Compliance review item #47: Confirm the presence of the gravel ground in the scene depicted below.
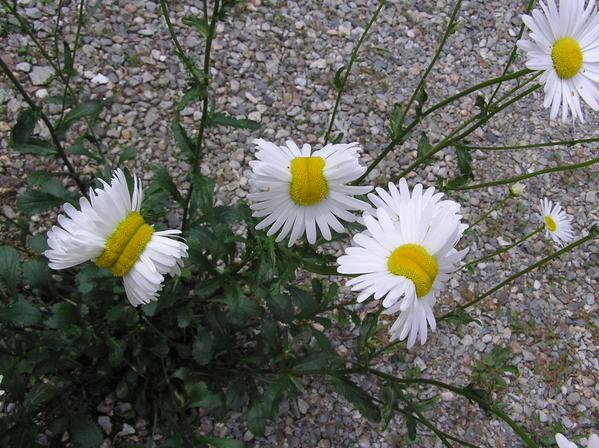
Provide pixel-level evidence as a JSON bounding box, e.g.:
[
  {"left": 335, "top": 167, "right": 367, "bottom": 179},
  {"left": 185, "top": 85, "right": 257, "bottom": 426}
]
[{"left": 1, "top": 0, "right": 598, "bottom": 447}]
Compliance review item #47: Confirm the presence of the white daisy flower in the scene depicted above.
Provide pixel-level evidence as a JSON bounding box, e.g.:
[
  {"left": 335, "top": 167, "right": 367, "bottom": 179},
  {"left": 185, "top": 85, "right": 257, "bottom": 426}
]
[
  {"left": 556, "top": 433, "right": 599, "bottom": 448},
  {"left": 248, "top": 139, "right": 373, "bottom": 246},
  {"left": 539, "top": 197, "right": 574, "bottom": 245},
  {"left": 517, "top": 0, "right": 599, "bottom": 122},
  {"left": 45, "top": 169, "right": 188, "bottom": 307},
  {"left": 337, "top": 180, "right": 468, "bottom": 348}
]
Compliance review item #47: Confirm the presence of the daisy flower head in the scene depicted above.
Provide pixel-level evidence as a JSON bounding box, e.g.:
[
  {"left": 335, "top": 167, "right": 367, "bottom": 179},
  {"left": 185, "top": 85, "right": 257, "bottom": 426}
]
[
  {"left": 517, "top": 0, "right": 599, "bottom": 122},
  {"left": 248, "top": 139, "right": 373, "bottom": 246},
  {"left": 45, "top": 169, "right": 188, "bottom": 307},
  {"left": 539, "top": 197, "right": 574, "bottom": 245},
  {"left": 337, "top": 180, "right": 468, "bottom": 349}
]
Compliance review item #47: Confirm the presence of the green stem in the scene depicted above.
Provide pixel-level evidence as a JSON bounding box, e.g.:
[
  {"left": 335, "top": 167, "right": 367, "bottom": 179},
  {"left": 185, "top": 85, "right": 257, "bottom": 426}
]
[
  {"left": 442, "top": 228, "right": 598, "bottom": 317},
  {"left": 487, "top": 0, "right": 536, "bottom": 104},
  {"left": 59, "top": 0, "right": 85, "bottom": 121},
  {"left": 159, "top": 0, "right": 205, "bottom": 85},
  {"left": 324, "top": 0, "right": 386, "bottom": 143},
  {"left": 355, "top": 68, "right": 532, "bottom": 184},
  {"left": 0, "top": 57, "right": 86, "bottom": 195},
  {"left": 396, "top": 0, "right": 462, "bottom": 133},
  {"left": 463, "top": 136, "right": 599, "bottom": 151},
  {"left": 366, "top": 368, "right": 539, "bottom": 448},
  {"left": 447, "top": 155, "right": 599, "bottom": 191},
  {"left": 462, "top": 227, "right": 542, "bottom": 270},
  {"left": 162, "top": 0, "right": 221, "bottom": 231},
  {"left": 466, "top": 194, "right": 511, "bottom": 231},
  {"left": 395, "top": 82, "right": 541, "bottom": 181}
]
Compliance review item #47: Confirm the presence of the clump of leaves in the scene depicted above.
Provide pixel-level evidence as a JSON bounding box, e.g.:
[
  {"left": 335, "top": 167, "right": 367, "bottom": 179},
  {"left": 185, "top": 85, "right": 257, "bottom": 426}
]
[{"left": 472, "top": 345, "right": 519, "bottom": 392}]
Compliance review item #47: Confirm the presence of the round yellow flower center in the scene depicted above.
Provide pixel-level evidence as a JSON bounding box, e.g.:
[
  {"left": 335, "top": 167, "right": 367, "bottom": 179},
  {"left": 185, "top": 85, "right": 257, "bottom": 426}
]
[
  {"left": 387, "top": 244, "right": 438, "bottom": 298},
  {"left": 289, "top": 156, "right": 329, "bottom": 206},
  {"left": 551, "top": 37, "right": 583, "bottom": 80},
  {"left": 95, "top": 212, "right": 154, "bottom": 277},
  {"left": 544, "top": 215, "right": 557, "bottom": 232}
]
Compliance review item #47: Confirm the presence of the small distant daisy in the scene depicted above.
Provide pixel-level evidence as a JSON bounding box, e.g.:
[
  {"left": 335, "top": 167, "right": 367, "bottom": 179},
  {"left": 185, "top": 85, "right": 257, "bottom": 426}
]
[
  {"left": 248, "top": 139, "right": 373, "bottom": 246},
  {"left": 337, "top": 180, "right": 468, "bottom": 348},
  {"left": 556, "top": 433, "right": 599, "bottom": 448},
  {"left": 517, "top": 0, "right": 599, "bottom": 122},
  {"left": 539, "top": 198, "right": 574, "bottom": 245},
  {"left": 45, "top": 169, "right": 188, "bottom": 307}
]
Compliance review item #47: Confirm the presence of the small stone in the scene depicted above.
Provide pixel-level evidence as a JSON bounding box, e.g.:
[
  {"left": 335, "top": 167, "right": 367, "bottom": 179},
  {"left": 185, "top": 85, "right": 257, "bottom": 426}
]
[
  {"left": 566, "top": 392, "right": 580, "bottom": 406},
  {"left": 15, "top": 62, "right": 31, "bottom": 73},
  {"left": 248, "top": 111, "right": 261, "bottom": 122},
  {"left": 97, "top": 416, "right": 112, "bottom": 434},
  {"left": 358, "top": 436, "right": 370, "bottom": 448},
  {"left": 311, "top": 58, "right": 327, "bottom": 69},
  {"left": 533, "top": 280, "right": 541, "bottom": 290},
  {"left": 461, "top": 334, "right": 473, "bottom": 346},
  {"left": 91, "top": 73, "right": 110, "bottom": 85},
  {"left": 116, "top": 423, "right": 135, "bottom": 436},
  {"left": 297, "top": 398, "right": 309, "bottom": 414},
  {"left": 35, "top": 88, "right": 48, "bottom": 99},
  {"left": 25, "top": 7, "right": 42, "bottom": 18},
  {"left": 144, "top": 108, "right": 160, "bottom": 127},
  {"left": 29, "top": 66, "right": 53, "bottom": 85},
  {"left": 482, "top": 334, "right": 492, "bottom": 343}
]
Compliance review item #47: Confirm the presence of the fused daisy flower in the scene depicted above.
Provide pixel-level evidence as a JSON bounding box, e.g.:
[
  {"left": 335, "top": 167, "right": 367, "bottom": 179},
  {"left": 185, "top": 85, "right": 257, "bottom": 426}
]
[
  {"left": 517, "top": 0, "right": 599, "bottom": 122},
  {"left": 337, "top": 180, "right": 468, "bottom": 348},
  {"left": 248, "top": 139, "right": 372, "bottom": 246},
  {"left": 539, "top": 197, "right": 574, "bottom": 245},
  {"left": 45, "top": 169, "right": 188, "bottom": 307},
  {"left": 556, "top": 433, "right": 599, "bottom": 448}
]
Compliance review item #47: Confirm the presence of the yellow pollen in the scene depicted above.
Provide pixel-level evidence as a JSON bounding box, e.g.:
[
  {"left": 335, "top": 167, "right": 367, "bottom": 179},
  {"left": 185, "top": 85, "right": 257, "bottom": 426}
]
[
  {"left": 95, "top": 212, "right": 154, "bottom": 277},
  {"left": 387, "top": 244, "right": 438, "bottom": 298},
  {"left": 551, "top": 37, "right": 583, "bottom": 80},
  {"left": 544, "top": 215, "right": 557, "bottom": 232},
  {"left": 289, "top": 156, "right": 329, "bottom": 206}
]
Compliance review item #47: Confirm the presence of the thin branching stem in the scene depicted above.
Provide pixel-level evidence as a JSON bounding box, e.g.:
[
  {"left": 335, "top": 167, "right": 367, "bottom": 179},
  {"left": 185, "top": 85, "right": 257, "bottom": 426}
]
[
  {"left": 0, "top": 57, "right": 86, "bottom": 195},
  {"left": 462, "top": 227, "right": 542, "bottom": 270},
  {"left": 324, "top": 0, "right": 386, "bottom": 143},
  {"left": 463, "top": 135, "right": 599, "bottom": 151},
  {"left": 395, "top": 0, "right": 463, "bottom": 133},
  {"left": 465, "top": 194, "right": 511, "bottom": 231},
  {"left": 447, "top": 155, "right": 599, "bottom": 191},
  {"left": 394, "top": 82, "right": 542, "bottom": 181},
  {"left": 365, "top": 368, "right": 539, "bottom": 448},
  {"left": 487, "top": 0, "right": 536, "bottom": 104},
  {"left": 441, "top": 228, "right": 598, "bottom": 317},
  {"left": 355, "top": 69, "right": 533, "bottom": 184}
]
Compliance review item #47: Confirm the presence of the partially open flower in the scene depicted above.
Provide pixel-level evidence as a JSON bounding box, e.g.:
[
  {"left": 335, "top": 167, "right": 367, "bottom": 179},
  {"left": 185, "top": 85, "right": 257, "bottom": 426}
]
[
  {"left": 509, "top": 182, "right": 526, "bottom": 197},
  {"left": 45, "top": 169, "right": 188, "bottom": 307},
  {"left": 248, "top": 139, "right": 373, "bottom": 246}
]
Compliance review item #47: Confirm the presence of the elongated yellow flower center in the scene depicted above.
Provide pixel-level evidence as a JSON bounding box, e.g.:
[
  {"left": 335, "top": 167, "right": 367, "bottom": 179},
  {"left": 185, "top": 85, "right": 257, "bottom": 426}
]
[
  {"left": 551, "top": 37, "right": 583, "bottom": 80},
  {"left": 544, "top": 215, "right": 557, "bottom": 232},
  {"left": 289, "top": 156, "right": 329, "bottom": 206},
  {"left": 95, "top": 212, "right": 154, "bottom": 277},
  {"left": 387, "top": 244, "right": 438, "bottom": 298}
]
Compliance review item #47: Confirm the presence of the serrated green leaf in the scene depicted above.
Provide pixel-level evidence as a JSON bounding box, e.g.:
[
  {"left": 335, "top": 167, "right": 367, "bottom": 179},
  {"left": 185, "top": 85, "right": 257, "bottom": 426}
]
[
  {"left": 289, "top": 286, "right": 319, "bottom": 318},
  {"left": 191, "top": 174, "right": 214, "bottom": 214},
  {"left": 326, "top": 375, "right": 381, "bottom": 422},
  {"left": 70, "top": 413, "right": 103, "bottom": 448},
  {"left": 417, "top": 133, "right": 433, "bottom": 160},
  {"left": 0, "top": 297, "right": 41, "bottom": 327},
  {"left": 29, "top": 233, "right": 49, "bottom": 254},
  {"left": 67, "top": 143, "right": 104, "bottom": 162},
  {"left": 182, "top": 15, "right": 210, "bottom": 38},
  {"left": 172, "top": 115, "right": 194, "bottom": 158},
  {"left": 13, "top": 139, "right": 56, "bottom": 156},
  {"left": 153, "top": 166, "right": 183, "bottom": 204},
  {"left": 208, "top": 112, "right": 260, "bottom": 130},
  {"left": 45, "top": 303, "right": 78, "bottom": 329},
  {"left": 17, "top": 190, "right": 65, "bottom": 215},
  {"left": 192, "top": 325, "right": 214, "bottom": 365},
  {"left": 63, "top": 100, "right": 104, "bottom": 124},
  {"left": 387, "top": 102, "right": 403, "bottom": 141},
  {"left": 117, "top": 146, "right": 136, "bottom": 164},
  {"left": 22, "top": 258, "right": 52, "bottom": 292},
  {"left": 267, "top": 293, "right": 294, "bottom": 323},
  {"left": 333, "top": 65, "right": 346, "bottom": 91},
  {"left": 10, "top": 108, "right": 40, "bottom": 146},
  {"left": 455, "top": 143, "right": 474, "bottom": 181},
  {"left": 0, "top": 246, "right": 20, "bottom": 297}
]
